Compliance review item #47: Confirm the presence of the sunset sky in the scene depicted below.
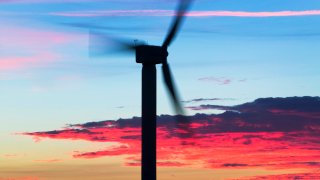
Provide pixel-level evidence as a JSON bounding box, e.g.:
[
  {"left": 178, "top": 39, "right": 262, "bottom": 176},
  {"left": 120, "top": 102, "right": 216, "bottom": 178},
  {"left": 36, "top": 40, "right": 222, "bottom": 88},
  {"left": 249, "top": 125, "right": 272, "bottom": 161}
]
[{"left": 1, "top": 0, "right": 320, "bottom": 179}]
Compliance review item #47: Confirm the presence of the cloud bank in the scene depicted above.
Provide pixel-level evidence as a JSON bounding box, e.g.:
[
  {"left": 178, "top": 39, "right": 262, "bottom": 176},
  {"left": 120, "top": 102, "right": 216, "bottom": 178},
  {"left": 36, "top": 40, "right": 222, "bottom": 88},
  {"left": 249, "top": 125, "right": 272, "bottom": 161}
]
[{"left": 21, "top": 96, "right": 320, "bottom": 177}]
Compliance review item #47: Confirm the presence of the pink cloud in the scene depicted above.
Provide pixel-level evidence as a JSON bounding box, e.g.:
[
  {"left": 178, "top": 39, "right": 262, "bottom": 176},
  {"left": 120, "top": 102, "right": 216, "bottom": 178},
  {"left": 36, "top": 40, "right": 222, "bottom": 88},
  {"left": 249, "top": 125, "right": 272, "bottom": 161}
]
[
  {"left": 49, "top": 9, "right": 320, "bottom": 17},
  {"left": 188, "top": 10, "right": 320, "bottom": 17},
  {"left": 19, "top": 97, "right": 320, "bottom": 178},
  {"left": 20, "top": 103, "right": 320, "bottom": 172},
  {"left": 0, "top": 53, "right": 58, "bottom": 71},
  {"left": 0, "top": 26, "right": 76, "bottom": 50},
  {"left": 0, "top": 25, "right": 82, "bottom": 75}
]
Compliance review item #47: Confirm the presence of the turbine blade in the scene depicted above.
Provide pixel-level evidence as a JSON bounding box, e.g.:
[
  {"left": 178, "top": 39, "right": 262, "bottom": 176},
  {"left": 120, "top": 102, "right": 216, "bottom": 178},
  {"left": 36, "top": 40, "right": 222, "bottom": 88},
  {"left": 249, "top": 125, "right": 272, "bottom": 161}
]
[
  {"left": 89, "top": 31, "right": 138, "bottom": 57},
  {"left": 162, "top": 62, "right": 193, "bottom": 138},
  {"left": 162, "top": 0, "right": 193, "bottom": 48},
  {"left": 162, "top": 61, "right": 184, "bottom": 115}
]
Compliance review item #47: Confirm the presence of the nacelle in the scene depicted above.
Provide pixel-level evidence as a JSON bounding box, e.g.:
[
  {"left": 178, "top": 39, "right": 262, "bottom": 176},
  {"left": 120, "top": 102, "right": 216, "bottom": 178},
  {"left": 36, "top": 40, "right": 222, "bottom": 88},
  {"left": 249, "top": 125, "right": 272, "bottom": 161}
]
[{"left": 135, "top": 45, "right": 168, "bottom": 64}]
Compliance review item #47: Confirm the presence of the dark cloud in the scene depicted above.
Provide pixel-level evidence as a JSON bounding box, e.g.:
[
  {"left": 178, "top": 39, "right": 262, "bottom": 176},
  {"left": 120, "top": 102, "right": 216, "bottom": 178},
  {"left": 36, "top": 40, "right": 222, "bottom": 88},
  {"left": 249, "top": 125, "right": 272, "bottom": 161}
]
[
  {"left": 287, "top": 161, "right": 320, "bottom": 167},
  {"left": 182, "top": 98, "right": 234, "bottom": 103},
  {"left": 234, "top": 96, "right": 320, "bottom": 113},
  {"left": 186, "top": 104, "right": 232, "bottom": 111},
  {"left": 185, "top": 97, "right": 320, "bottom": 136},
  {"left": 222, "top": 163, "right": 248, "bottom": 167},
  {"left": 210, "top": 96, "right": 320, "bottom": 113},
  {"left": 234, "top": 173, "right": 320, "bottom": 180},
  {"left": 26, "top": 96, "right": 320, "bottom": 138}
]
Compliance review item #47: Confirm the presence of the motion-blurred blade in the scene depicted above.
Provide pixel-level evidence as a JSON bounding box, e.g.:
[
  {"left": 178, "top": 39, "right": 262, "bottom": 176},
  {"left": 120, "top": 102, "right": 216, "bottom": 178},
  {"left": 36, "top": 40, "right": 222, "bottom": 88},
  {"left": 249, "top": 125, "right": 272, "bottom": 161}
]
[
  {"left": 162, "top": 62, "right": 193, "bottom": 138},
  {"left": 162, "top": 0, "right": 193, "bottom": 48},
  {"left": 162, "top": 61, "right": 185, "bottom": 115},
  {"left": 89, "top": 31, "right": 139, "bottom": 57}
]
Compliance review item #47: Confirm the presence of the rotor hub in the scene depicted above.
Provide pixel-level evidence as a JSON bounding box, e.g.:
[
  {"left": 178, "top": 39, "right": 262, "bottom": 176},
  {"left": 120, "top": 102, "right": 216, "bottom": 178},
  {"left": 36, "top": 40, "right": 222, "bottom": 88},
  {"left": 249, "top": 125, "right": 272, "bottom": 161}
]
[{"left": 135, "top": 45, "right": 168, "bottom": 64}]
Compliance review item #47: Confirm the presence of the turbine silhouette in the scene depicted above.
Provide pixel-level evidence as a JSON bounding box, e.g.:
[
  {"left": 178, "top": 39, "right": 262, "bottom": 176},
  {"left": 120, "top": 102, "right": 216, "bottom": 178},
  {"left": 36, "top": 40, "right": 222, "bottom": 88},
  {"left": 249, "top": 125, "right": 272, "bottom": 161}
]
[{"left": 89, "top": 0, "right": 193, "bottom": 179}]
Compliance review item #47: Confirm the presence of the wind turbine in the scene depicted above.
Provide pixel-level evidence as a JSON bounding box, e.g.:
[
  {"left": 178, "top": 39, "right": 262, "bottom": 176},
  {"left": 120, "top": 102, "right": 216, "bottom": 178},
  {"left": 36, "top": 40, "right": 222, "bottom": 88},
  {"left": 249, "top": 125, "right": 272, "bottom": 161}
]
[{"left": 89, "top": 0, "right": 193, "bottom": 179}]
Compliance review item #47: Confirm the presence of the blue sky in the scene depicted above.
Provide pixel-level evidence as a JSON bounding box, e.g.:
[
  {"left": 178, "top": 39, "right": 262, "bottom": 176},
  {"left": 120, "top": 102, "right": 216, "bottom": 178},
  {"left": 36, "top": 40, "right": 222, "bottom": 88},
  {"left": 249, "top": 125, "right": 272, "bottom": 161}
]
[
  {"left": 1, "top": 1, "right": 320, "bottom": 179},
  {"left": 1, "top": 0, "right": 320, "bottom": 132}
]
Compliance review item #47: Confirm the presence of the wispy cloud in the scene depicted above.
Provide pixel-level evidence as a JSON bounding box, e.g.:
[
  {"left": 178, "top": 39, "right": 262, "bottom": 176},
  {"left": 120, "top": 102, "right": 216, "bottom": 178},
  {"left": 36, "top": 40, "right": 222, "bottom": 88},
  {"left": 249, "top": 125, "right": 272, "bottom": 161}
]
[
  {"left": 0, "top": 25, "right": 81, "bottom": 79},
  {"left": 3, "top": 154, "right": 18, "bottom": 158},
  {"left": 0, "top": 177, "right": 40, "bottom": 180},
  {"left": 189, "top": 10, "right": 320, "bottom": 17},
  {"left": 49, "top": 10, "right": 172, "bottom": 17},
  {"left": 230, "top": 173, "right": 320, "bottom": 180},
  {"left": 182, "top": 98, "right": 234, "bottom": 103},
  {"left": 197, "top": 77, "right": 247, "bottom": 85},
  {"left": 34, "top": 159, "right": 62, "bottom": 163},
  {"left": 198, "top": 77, "right": 232, "bottom": 85},
  {"left": 49, "top": 9, "right": 320, "bottom": 17},
  {"left": 115, "top": 106, "right": 125, "bottom": 109},
  {"left": 0, "top": 25, "right": 76, "bottom": 72},
  {"left": 0, "top": 53, "right": 57, "bottom": 71},
  {"left": 186, "top": 104, "right": 231, "bottom": 111},
  {"left": 20, "top": 96, "right": 320, "bottom": 173},
  {"left": 0, "top": 26, "right": 75, "bottom": 49}
]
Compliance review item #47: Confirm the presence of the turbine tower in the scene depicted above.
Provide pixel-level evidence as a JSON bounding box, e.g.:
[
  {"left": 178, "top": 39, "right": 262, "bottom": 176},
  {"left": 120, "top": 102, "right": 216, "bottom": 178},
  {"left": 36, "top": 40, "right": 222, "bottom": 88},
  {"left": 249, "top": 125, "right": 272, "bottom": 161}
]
[{"left": 90, "top": 1, "right": 193, "bottom": 179}]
